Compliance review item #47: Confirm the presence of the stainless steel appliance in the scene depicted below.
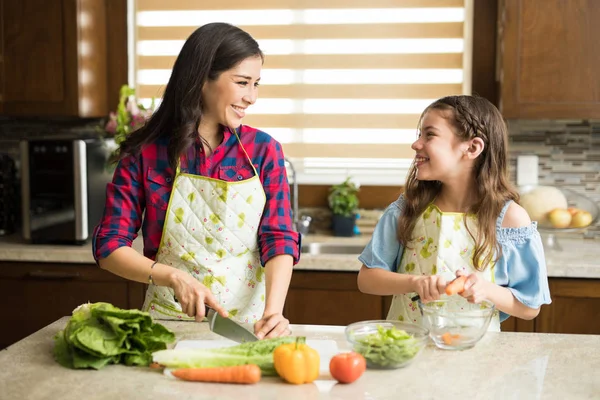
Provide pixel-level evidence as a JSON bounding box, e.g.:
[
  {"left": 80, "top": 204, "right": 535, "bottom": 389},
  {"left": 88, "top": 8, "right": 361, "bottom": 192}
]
[{"left": 20, "top": 138, "right": 113, "bottom": 244}]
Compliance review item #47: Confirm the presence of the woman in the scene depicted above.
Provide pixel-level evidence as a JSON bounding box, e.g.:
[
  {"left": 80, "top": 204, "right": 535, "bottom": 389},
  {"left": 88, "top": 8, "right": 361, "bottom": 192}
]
[{"left": 93, "top": 23, "right": 300, "bottom": 339}]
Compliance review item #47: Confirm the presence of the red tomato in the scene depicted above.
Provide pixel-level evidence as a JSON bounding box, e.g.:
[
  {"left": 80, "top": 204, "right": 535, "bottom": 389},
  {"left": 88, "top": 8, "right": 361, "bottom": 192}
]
[{"left": 329, "top": 352, "right": 366, "bottom": 384}]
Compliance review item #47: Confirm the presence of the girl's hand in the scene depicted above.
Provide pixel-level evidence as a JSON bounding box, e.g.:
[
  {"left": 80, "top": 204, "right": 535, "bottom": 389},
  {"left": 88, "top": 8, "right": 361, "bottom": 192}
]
[
  {"left": 411, "top": 275, "right": 447, "bottom": 303},
  {"left": 456, "top": 270, "right": 492, "bottom": 304},
  {"left": 254, "top": 312, "right": 291, "bottom": 339},
  {"left": 169, "top": 269, "right": 228, "bottom": 322}
]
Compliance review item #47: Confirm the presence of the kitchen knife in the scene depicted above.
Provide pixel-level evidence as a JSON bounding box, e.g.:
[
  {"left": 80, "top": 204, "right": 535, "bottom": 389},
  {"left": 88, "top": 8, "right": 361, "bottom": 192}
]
[{"left": 206, "top": 307, "right": 259, "bottom": 343}]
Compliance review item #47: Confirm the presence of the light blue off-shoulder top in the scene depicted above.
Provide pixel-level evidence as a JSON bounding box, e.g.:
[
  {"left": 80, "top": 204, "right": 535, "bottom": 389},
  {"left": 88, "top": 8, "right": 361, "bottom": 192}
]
[{"left": 358, "top": 195, "right": 552, "bottom": 322}]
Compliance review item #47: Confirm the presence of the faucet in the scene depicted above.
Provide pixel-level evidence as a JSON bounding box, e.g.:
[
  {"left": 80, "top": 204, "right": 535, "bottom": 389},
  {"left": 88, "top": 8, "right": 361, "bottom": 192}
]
[{"left": 284, "top": 157, "right": 299, "bottom": 230}]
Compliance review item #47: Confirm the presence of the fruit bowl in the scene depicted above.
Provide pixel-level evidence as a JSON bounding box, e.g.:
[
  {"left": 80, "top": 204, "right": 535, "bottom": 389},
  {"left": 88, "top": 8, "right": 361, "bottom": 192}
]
[{"left": 519, "top": 185, "right": 599, "bottom": 250}]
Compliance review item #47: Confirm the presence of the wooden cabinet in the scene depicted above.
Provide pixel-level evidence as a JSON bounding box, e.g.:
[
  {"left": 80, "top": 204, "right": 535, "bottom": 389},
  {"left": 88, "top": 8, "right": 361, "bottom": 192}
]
[
  {"left": 0, "top": 261, "right": 145, "bottom": 349},
  {"left": 503, "top": 278, "right": 600, "bottom": 334},
  {"left": 498, "top": 0, "right": 600, "bottom": 118},
  {"left": 284, "top": 271, "right": 389, "bottom": 326},
  {"left": 1, "top": 0, "right": 109, "bottom": 117},
  {"left": 536, "top": 278, "right": 600, "bottom": 334}
]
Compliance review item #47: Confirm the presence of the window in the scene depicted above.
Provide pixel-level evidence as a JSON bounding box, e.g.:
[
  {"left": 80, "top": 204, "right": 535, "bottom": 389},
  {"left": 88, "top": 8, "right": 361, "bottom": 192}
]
[{"left": 132, "top": 0, "right": 472, "bottom": 185}]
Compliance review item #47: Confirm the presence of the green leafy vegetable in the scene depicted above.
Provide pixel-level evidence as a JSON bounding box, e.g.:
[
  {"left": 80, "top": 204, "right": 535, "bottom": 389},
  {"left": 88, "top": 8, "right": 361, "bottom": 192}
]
[
  {"left": 153, "top": 336, "right": 304, "bottom": 376},
  {"left": 356, "top": 325, "right": 422, "bottom": 367},
  {"left": 53, "top": 302, "right": 175, "bottom": 370}
]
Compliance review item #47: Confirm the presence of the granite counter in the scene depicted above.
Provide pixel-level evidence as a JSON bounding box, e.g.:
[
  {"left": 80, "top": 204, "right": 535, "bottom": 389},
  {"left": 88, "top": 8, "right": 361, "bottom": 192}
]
[{"left": 0, "top": 317, "right": 598, "bottom": 400}]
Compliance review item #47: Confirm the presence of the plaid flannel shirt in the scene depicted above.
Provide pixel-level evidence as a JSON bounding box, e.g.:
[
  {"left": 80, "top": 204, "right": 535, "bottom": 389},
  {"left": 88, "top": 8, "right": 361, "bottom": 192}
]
[{"left": 93, "top": 125, "right": 300, "bottom": 266}]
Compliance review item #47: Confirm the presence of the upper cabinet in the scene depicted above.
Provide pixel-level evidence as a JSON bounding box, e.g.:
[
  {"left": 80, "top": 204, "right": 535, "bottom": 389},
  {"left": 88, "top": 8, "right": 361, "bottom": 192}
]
[
  {"left": 1, "top": 0, "right": 109, "bottom": 118},
  {"left": 498, "top": 0, "right": 600, "bottom": 119}
]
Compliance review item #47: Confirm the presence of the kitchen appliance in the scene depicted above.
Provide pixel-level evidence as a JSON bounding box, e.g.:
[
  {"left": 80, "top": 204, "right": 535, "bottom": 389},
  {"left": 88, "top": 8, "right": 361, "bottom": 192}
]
[
  {"left": 20, "top": 137, "right": 113, "bottom": 244},
  {"left": 206, "top": 307, "right": 259, "bottom": 343},
  {"left": 0, "top": 153, "right": 19, "bottom": 236}
]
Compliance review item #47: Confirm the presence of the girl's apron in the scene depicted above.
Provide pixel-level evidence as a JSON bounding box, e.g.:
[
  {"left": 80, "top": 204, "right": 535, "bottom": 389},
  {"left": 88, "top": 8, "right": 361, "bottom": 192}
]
[
  {"left": 387, "top": 204, "right": 501, "bottom": 331},
  {"left": 141, "top": 131, "right": 267, "bottom": 324}
]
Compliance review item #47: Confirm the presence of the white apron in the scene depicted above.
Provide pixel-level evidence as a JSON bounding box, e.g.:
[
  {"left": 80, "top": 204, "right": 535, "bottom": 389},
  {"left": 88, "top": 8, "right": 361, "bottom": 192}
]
[
  {"left": 141, "top": 131, "right": 267, "bottom": 324},
  {"left": 387, "top": 203, "right": 501, "bottom": 331}
]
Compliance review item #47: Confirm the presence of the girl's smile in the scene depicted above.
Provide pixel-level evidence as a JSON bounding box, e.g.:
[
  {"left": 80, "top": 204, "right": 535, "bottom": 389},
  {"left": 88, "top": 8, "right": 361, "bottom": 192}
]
[{"left": 414, "top": 155, "right": 430, "bottom": 167}]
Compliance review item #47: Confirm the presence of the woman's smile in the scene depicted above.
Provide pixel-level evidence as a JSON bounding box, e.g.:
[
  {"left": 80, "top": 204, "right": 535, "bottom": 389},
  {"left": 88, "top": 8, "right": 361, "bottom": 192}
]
[{"left": 231, "top": 105, "right": 246, "bottom": 118}]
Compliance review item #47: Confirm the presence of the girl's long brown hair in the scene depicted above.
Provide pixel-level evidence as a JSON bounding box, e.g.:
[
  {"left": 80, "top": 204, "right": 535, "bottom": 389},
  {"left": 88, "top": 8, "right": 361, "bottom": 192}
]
[{"left": 397, "top": 95, "right": 519, "bottom": 271}]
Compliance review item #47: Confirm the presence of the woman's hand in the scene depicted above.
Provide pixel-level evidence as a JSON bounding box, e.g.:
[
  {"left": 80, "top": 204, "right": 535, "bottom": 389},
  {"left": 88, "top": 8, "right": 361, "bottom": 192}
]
[
  {"left": 455, "top": 270, "right": 493, "bottom": 304},
  {"left": 411, "top": 275, "right": 447, "bottom": 303},
  {"left": 254, "top": 312, "right": 291, "bottom": 340},
  {"left": 168, "top": 269, "right": 228, "bottom": 322}
]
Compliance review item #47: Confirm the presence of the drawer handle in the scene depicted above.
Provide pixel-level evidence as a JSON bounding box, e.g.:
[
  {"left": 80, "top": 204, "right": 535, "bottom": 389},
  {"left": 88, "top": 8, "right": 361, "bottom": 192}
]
[{"left": 27, "top": 270, "right": 81, "bottom": 280}]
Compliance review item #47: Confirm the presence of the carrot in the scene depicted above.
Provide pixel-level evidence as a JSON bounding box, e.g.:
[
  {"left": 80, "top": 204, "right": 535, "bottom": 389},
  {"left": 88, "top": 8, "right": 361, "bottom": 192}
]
[
  {"left": 171, "top": 364, "right": 261, "bottom": 384},
  {"left": 445, "top": 275, "right": 467, "bottom": 296},
  {"left": 441, "top": 332, "right": 461, "bottom": 345},
  {"left": 149, "top": 362, "right": 163, "bottom": 369}
]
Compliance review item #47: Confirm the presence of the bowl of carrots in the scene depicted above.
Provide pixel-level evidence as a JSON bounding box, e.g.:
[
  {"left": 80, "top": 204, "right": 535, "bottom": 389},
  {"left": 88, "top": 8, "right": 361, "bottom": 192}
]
[{"left": 419, "top": 298, "right": 495, "bottom": 350}]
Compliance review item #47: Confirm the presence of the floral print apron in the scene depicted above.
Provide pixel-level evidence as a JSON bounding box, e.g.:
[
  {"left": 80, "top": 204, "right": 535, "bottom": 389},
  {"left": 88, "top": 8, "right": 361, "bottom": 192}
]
[
  {"left": 141, "top": 131, "right": 267, "bottom": 324},
  {"left": 387, "top": 204, "right": 501, "bottom": 331}
]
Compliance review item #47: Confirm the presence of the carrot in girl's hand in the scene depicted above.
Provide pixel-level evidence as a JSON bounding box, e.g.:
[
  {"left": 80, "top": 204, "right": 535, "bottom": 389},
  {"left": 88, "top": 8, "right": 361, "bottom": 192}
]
[
  {"left": 171, "top": 364, "right": 261, "bottom": 384},
  {"left": 445, "top": 275, "right": 467, "bottom": 296},
  {"left": 441, "top": 332, "right": 461, "bottom": 345}
]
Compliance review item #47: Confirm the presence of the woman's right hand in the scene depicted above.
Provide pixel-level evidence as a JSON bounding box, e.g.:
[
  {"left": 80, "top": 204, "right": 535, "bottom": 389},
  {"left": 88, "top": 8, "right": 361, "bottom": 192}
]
[
  {"left": 168, "top": 269, "right": 228, "bottom": 321},
  {"left": 411, "top": 275, "right": 447, "bottom": 303}
]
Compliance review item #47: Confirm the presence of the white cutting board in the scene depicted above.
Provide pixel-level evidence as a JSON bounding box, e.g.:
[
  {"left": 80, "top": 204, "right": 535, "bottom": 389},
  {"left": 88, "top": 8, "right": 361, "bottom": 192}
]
[{"left": 165, "top": 339, "right": 339, "bottom": 379}]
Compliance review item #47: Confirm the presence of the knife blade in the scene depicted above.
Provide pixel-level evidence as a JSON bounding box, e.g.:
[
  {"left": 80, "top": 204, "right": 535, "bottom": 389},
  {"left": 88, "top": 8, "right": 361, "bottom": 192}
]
[{"left": 206, "top": 307, "right": 259, "bottom": 343}]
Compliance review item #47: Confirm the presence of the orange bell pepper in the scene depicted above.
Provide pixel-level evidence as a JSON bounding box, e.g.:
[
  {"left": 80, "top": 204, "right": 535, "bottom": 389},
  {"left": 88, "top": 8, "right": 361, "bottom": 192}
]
[{"left": 273, "top": 339, "right": 320, "bottom": 384}]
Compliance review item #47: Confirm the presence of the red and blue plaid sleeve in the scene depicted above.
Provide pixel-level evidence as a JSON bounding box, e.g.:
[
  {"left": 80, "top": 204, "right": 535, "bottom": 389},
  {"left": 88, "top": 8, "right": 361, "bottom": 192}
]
[
  {"left": 256, "top": 133, "right": 301, "bottom": 266},
  {"left": 92, "top": 154, "right": 145, "bottom": 262}
]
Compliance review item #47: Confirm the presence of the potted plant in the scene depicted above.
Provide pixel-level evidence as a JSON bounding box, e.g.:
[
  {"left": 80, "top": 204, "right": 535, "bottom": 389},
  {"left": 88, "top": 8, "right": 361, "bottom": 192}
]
[{"left": 328, "top": 178, "right": 359, "bottom": 237}]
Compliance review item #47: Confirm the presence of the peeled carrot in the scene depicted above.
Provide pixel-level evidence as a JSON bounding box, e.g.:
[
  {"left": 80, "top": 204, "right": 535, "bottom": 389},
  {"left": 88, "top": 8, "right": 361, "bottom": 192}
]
[
  {"left": 441, "top": 332, "right": 461, "bottom": 345},
  {"left": 445, "top": 275, "right": 467, "bottom": 296},
  {"left": 171, "top": 364, "right": 261, "bottom": 384}
]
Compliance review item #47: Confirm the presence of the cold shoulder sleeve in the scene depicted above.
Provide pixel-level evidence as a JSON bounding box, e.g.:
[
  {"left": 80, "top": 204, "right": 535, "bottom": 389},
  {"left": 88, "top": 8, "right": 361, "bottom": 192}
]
[
  {"left": 358, "top": 195, "right": 406, "bottom": 272},
  {"left": 495, "top": 224, "right": 552, "bottom": 321}
]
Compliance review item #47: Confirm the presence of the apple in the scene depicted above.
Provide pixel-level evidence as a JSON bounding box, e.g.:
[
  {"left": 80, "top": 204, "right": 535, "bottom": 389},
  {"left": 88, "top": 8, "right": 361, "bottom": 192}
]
[
  {"left": 567, "top": 207, "right": 580, "bottom": 216},
  {"left": 570, "top": 211, "right": 593, "bottom": 228},
  {"left": 547, "top": 208, "right": 572, "bottom": 229}
]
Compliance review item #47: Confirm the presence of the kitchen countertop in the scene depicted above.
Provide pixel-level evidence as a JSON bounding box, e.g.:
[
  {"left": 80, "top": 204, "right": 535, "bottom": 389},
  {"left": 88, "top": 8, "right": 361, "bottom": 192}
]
[
  {"left": 1, "top": 317, "right": 598, "bottom": 400},
  {"left": 0, "top": 232, "right": 599, "bottom": 278}
]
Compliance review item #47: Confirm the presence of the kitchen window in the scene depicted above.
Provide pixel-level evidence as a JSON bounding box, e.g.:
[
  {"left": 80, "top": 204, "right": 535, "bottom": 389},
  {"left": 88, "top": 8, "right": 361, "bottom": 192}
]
[{"left": 130, "top": 0, "right": 472, "bottom": 185}]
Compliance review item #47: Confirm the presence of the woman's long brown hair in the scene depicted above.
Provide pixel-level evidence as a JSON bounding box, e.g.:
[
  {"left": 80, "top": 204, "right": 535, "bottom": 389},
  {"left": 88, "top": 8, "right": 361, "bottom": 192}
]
[
  {"left": 397, "top": 95, "right": 519, "bottom": 271},
  {"left": 114, "top": 23, "right": 264, "bottom": 169}
]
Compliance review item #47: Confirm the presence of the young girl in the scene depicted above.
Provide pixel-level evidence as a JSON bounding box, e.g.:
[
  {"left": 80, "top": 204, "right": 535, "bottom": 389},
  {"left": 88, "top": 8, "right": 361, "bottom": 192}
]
[{"left": 357, "top": 95, "right": 551, "bottom": 330}]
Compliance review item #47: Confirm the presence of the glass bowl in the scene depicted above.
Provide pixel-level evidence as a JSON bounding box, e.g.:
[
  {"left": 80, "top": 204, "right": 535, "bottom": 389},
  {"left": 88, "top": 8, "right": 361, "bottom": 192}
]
[
  {"left": 345, "top": 320, "right": 428, "bottom": 369},
  {"left": 419, "top": 299, "right": 495, "bottom": 350}
]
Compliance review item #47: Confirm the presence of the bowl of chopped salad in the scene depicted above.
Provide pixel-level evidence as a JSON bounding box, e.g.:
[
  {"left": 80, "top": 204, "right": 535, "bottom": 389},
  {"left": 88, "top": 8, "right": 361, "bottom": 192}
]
[{"left": 344, "top": 320, "right": 429, "bottom": 369}]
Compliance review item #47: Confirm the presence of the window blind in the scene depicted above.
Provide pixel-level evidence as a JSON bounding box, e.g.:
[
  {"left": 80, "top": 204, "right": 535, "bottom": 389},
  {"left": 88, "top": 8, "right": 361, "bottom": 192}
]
[{"left": 133, "top": 0, "right": 472, "bottom": 185}]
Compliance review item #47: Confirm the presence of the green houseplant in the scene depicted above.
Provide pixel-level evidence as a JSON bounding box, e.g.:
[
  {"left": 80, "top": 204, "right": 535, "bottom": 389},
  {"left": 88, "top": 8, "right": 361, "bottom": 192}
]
[{"left": 328, "top": 177, "right": 360, "bottom": 237}]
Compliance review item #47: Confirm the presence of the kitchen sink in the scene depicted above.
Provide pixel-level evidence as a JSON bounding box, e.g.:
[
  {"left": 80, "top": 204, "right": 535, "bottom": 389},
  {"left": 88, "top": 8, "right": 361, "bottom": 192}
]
[{"left": 301, "top": 243, "right": 365, "bottom": 255}]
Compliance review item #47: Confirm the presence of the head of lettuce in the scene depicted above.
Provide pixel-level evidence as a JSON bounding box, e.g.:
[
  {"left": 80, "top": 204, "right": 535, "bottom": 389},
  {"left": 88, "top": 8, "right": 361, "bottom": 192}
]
[{"left": 54, "top": 302, "right": 175, "bottom": 370}]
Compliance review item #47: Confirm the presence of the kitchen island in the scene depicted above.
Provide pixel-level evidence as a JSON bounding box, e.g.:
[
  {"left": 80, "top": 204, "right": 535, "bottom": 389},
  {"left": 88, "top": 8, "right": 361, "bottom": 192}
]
[{"left": 0, "top": 317, "right": 599, "bottom": 400}]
